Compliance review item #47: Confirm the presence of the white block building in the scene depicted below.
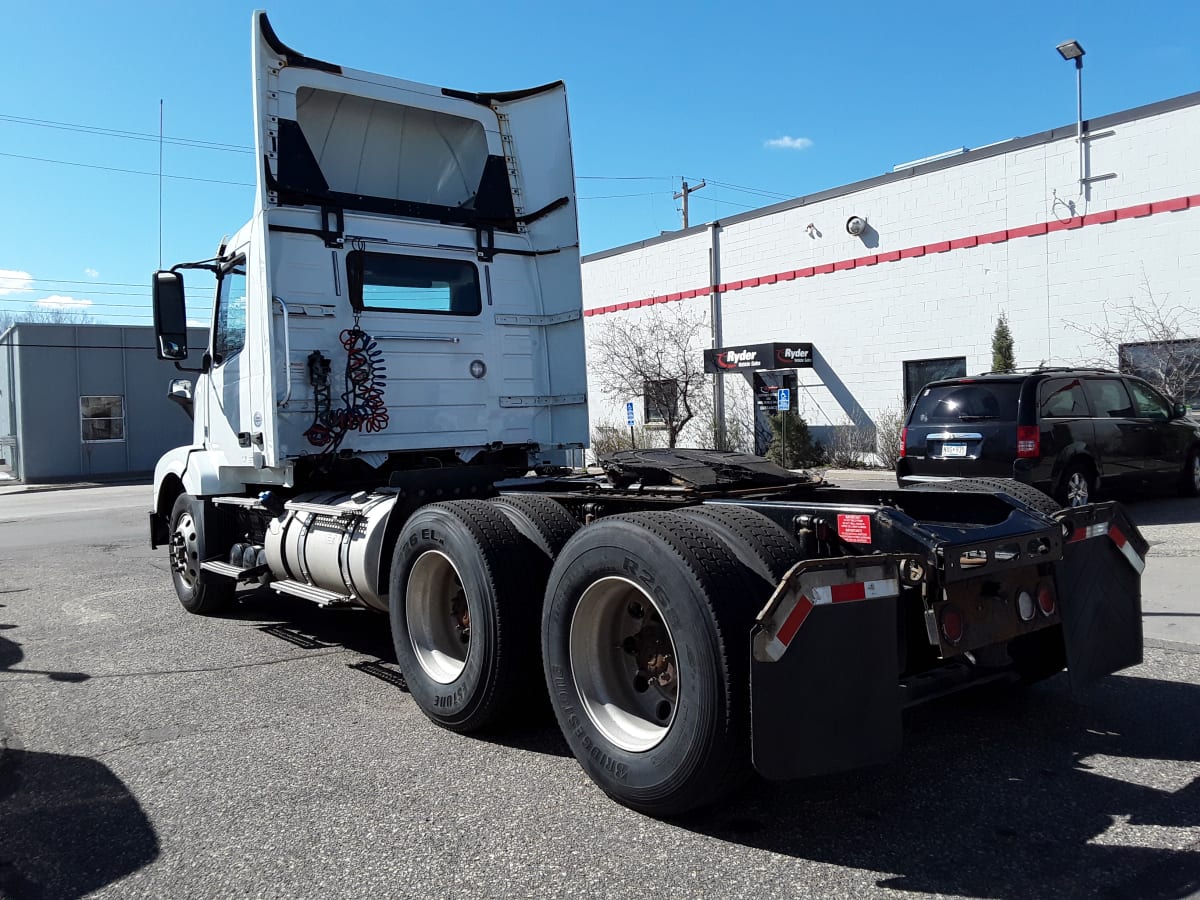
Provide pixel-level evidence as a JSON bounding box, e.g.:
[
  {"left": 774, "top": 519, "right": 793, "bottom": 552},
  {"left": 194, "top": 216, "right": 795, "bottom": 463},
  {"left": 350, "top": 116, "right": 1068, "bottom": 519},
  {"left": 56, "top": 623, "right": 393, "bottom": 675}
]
[{"left": 580, "top": 91, "right": 1200, "bottom": 456}]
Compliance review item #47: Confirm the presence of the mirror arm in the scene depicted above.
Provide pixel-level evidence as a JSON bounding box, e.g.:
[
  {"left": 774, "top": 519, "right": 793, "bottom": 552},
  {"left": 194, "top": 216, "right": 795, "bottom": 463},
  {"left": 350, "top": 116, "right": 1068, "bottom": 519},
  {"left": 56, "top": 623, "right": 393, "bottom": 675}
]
[{"left": 173, "top": 350, "right": 210, "bottom": 375}]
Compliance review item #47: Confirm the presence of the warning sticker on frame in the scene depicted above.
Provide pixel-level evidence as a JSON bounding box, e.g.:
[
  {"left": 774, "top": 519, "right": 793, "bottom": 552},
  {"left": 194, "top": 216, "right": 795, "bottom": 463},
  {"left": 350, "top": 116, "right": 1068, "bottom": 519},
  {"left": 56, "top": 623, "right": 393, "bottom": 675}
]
[{"left": 837, "top": 514, "right": 873, "bottom": 544}]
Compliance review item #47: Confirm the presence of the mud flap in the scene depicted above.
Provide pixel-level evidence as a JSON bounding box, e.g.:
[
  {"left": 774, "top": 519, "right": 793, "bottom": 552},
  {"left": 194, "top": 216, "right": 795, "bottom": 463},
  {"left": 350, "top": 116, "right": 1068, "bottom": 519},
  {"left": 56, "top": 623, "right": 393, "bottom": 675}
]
[
  {"left": 1054, "top": 502, "right": 1147, "bottom": 689},
  {"left": 749, "top": 557, "right": 906, "bottom": 781}
]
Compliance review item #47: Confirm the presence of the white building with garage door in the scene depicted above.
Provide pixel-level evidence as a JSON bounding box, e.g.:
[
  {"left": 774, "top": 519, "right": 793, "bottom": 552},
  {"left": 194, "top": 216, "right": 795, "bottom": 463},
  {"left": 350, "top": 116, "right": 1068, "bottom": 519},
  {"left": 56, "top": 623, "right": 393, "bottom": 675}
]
[{"left": 581, "top": 91, "right": 1200, "bottom": 457}]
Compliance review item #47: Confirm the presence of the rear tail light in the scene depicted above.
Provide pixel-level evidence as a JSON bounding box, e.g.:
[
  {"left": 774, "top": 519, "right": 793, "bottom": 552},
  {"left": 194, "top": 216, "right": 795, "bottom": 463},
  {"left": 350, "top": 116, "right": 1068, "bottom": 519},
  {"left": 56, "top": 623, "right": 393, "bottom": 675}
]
[
  {"left": 940, "top": 605, "right": 965, "bottom": 644},
  {"left": 899, "top": 427, "right": 908, "bottom": 458},
  {"left": 1017, "top": 425, "right": 1040, "bottom": 457},
  {"left": 1037, "top": 583, "right": 1056, "bottom": 616}
]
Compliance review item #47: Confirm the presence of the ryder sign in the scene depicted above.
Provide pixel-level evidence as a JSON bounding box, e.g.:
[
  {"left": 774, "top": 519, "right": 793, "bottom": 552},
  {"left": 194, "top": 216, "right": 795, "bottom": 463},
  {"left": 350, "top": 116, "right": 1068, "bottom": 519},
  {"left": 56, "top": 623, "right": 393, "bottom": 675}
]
[{"left": 703, "top": 342, "right": 814, "bottom": 373}]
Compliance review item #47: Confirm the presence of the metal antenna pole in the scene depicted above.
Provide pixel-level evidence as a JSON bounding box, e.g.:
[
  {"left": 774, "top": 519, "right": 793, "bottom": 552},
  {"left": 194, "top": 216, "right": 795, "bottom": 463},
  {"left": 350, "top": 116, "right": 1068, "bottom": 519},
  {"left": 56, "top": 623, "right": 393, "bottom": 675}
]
[{"left": 158, "top": 99, "right": 164, "bottom": 267}]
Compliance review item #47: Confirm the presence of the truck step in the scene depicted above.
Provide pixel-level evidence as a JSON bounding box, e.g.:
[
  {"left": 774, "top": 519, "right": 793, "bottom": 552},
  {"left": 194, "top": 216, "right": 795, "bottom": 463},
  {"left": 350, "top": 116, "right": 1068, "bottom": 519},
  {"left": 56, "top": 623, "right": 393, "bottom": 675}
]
[
  {"left": 283, "top": 500, "right": 365, "bottom": 518},
  {"left": 269, "top": 579, "right": 356, "bottom": 607},
  {"left": 200, "top": 560, "right": 269, "bottom": 582}
]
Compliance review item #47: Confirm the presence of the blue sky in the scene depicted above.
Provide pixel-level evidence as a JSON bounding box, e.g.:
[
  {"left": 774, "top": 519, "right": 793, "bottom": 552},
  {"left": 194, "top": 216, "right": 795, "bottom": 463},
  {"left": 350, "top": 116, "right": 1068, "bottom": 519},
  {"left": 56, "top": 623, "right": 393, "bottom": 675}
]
[{"left": 1, "top": 0, "right": 1197, "bottom": 327}]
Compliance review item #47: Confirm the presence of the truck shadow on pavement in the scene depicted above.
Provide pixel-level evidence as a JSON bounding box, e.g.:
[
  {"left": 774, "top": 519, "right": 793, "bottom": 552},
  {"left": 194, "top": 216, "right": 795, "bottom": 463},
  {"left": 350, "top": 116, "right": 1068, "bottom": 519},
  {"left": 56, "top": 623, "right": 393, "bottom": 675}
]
[
  {"left": 693, "top": 672, "right": 1200, "bottom": 899},
  {"left": 0, "top": 615, "right": 160, "bottom": 900},
  {"left": 220, "top": 589, "right": 572, "bottom": 756}
]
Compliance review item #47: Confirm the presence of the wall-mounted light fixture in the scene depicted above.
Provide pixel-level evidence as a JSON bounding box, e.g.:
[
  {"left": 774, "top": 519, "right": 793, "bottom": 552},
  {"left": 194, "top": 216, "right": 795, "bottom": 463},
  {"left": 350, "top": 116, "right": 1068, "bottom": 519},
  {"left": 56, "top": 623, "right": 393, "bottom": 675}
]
[
  {"left": 845, "top": 216, "right": 868, "bottom": 236},
  {"left": 1056, "top": 39, "right": 1086, "bottom": 194}
]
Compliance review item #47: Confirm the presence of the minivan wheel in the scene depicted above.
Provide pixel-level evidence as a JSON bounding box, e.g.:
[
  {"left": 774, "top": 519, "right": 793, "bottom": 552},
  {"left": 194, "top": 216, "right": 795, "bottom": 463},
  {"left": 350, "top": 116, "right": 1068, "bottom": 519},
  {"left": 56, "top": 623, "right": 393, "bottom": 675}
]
[
  {"left": 1057, "top": 465, "right": 1094, "bottom": 508},
  {"left": 1180, "top": 448, "right": 1200, "bottom": 498}
]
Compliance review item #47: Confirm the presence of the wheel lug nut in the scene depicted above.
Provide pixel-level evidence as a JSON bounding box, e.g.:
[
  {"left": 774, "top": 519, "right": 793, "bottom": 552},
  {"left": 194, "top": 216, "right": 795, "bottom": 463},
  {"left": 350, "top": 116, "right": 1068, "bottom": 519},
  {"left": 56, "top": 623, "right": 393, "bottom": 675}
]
[{"left": 627, "top": 602, "right": 644, "bottom": 619}]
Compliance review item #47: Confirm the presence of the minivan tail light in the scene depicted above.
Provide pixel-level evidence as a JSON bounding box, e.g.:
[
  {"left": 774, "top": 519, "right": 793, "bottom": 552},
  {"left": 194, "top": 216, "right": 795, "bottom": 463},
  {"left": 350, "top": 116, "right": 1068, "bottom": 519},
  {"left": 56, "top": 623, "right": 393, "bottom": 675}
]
[
  {"left": 1017, "top": 425, "right": 1039, "bottom": 458},
  {"left": 899, "top": 427, "right": 907, "bottom": 458}
]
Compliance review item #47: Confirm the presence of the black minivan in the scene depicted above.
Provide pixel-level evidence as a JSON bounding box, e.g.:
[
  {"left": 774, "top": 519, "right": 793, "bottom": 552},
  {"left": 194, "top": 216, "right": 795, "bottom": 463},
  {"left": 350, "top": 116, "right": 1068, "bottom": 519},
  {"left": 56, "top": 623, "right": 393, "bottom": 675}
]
[{"left": 896, "top": 368, "right": 1200, "bottom": 506}]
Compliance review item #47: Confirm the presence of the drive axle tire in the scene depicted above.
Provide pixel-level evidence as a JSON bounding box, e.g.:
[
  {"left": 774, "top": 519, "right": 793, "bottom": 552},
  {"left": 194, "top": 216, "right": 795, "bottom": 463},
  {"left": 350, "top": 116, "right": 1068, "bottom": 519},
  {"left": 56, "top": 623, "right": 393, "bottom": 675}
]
[
  {"left": 676, "top": 504, "right": 801, "bottom": 582},
  {"left": 167, "top": 494, "right": 236, "bottom": 615},
  {"left": 543, "top": 511, "right": 771, "bottom": 816},
  {"left": 390, "top": 500, "right": 545, "bottom": 733},
  {"left": 490, "top": 494, "right": 580, "bottom": 559}
]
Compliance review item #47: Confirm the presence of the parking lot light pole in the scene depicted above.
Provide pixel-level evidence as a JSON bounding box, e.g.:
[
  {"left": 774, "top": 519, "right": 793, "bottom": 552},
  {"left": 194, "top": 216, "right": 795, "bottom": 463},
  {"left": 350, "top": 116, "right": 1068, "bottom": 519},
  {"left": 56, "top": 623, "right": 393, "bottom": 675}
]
[{"left": 1056, "top": 39, "right": 1086, "bottom": 195}]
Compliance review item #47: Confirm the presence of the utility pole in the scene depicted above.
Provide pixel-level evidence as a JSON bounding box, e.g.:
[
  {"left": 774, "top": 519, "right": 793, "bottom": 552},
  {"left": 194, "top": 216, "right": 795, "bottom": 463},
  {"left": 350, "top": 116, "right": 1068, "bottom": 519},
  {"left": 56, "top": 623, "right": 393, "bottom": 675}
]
[{"left": 673, "top": 178, "right": 706, "bottom": 229}]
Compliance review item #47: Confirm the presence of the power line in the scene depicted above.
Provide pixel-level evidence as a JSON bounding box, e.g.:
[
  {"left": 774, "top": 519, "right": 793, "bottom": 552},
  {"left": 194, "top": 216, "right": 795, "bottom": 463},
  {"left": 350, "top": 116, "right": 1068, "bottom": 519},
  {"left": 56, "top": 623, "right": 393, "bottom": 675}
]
[
  {"left": 4, "top": 277, "right": 148, "bottom": 288},
  {"left": 579, "top": 192, "right": 669, "bottom": 200},
  {"left": 686, "top": 176, "right": 791, "bottom": 200},
  {"left": 576, "top": 175, "right": 674, "bottom": 181},
  {"left": 0, "top": 298, "right": 209, "bottom": 311},
  {"left": 0, "top": 113, "right": 253, "bottom": 153},
  {"left": 0, "top": 150, "right": 254, "bottom": 187},
  {"left": 0, "top": 289, "right": 152, "bottom": 299}
]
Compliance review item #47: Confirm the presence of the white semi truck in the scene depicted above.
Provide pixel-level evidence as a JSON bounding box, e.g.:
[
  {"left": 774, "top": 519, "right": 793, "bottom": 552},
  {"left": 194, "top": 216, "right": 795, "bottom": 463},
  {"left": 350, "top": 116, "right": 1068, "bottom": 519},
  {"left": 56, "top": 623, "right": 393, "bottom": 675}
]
[{"left": 150, "top": 12, "right": 1148, "bottom": 816}]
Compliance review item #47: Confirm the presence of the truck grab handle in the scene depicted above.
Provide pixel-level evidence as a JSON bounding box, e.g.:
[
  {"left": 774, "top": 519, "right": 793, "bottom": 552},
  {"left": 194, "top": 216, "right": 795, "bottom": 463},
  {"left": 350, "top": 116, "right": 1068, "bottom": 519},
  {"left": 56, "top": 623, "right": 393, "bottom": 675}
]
[{"left": 273, "top": 296, "right": 291, "bottom": 407}]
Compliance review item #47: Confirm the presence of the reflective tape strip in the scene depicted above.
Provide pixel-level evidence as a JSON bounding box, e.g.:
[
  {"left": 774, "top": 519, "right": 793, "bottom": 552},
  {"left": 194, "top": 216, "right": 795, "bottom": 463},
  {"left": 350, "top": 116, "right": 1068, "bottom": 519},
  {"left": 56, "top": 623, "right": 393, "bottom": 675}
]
[
  {"left": 1068, "top": 522, "right": 1109, "bottom": 543},
  {"left": 762, "top": 578, "right": 900, "bottom": 661},
  {"left": 1108, "top": 524, "right": 1146, "bottom": 574},
  {"left": 810, "top": 578, "right": 898, "bottom": 605},
  {"left": 1066, "top": 520, "right": 1144, "bottom": 573}
]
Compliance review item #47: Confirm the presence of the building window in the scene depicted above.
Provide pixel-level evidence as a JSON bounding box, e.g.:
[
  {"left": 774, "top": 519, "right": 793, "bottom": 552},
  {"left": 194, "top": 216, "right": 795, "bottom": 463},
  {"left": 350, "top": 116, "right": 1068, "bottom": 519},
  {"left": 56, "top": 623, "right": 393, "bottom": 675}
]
[
  {"left": 81, "top": 395, "right": 125, "bottom": 443},
  {"left": 1119, "top": 338, "right": 1200, "bottom": 408},
  {"left": 644, "top": 379, "right": 679, "bottom": 425},
  {"left": 904, "top": 357, "right": 966, "bottom": 408}
]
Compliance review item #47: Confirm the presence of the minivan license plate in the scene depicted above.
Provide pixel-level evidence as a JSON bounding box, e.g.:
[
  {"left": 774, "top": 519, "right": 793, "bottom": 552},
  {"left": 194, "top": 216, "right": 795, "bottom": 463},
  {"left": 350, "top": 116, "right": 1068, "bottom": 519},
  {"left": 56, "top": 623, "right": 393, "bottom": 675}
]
[{"left": 942, "top": 443, "right": 967, "bottom": 457}]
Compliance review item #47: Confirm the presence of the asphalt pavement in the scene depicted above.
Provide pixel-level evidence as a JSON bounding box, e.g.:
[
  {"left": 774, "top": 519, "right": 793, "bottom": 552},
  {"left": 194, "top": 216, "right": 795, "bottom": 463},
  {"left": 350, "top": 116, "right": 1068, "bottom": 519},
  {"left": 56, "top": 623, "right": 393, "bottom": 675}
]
[{"left": 1, "top": 479, "right": 1198, "bottom": 898}]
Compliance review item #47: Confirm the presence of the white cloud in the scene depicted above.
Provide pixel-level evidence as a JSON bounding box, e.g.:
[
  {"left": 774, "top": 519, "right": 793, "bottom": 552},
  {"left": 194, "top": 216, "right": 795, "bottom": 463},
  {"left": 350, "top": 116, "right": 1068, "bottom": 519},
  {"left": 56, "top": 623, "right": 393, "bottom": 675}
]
[
  {"left": 36, "top": 295, "right": 93, "bottom": 309},
  {"left": 84, "top": 267, "right": 100, "bottom": 278},
  {"left": 765, "top": 136, "right": 814, "bottom": 150},
  {"left": 0, "top": 269, "right": 33, "bottom": 296}
]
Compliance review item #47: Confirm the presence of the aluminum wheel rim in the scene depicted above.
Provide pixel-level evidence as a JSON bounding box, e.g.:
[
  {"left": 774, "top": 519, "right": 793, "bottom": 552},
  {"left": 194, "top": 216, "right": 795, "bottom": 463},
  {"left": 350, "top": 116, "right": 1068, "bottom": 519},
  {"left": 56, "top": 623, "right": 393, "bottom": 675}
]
[
  {"left": 1066, "top": 472, "right": 1090, "bottom": 507},
  {"left": 569, "top": 576, "right": 680, "bottom": 753},
  {"left": 169, "top": 511, "right": 200, "bottom": 588},
  {"left": 406, "top": 550, "right": 470, "bottom": 684}
]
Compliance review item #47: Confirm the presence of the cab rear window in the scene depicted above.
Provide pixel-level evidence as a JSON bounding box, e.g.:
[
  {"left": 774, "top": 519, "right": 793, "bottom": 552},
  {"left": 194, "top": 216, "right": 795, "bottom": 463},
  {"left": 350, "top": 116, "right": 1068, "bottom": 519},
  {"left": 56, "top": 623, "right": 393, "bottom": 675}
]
[{"left": 910, "top": 383, "right": 1021, "bottom": 425}]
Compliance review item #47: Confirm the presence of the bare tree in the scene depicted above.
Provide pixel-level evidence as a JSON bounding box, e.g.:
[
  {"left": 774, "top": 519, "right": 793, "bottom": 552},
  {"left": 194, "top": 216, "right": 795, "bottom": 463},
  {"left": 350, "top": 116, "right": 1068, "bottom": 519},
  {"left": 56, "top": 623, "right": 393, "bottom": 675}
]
[
  {"left": 590, "top": 305, "right": 710, "bottom": 449},
  {"left": 0, "top": 304, "right": 96, "bottom": 332},
  {"left": 1066, "top": 276, "right": 1200, "bottom": 403}
]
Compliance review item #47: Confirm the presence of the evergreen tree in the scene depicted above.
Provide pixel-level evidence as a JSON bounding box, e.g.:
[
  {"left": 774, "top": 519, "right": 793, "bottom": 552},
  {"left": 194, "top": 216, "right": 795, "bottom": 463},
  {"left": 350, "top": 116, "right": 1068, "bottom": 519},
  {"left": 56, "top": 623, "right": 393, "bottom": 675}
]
[
  {"left": 992, "top": 313, "right": 1016, "bottom": 373},
  {"left": 766, "top": 410, "right": 826, "bottom": 468}
]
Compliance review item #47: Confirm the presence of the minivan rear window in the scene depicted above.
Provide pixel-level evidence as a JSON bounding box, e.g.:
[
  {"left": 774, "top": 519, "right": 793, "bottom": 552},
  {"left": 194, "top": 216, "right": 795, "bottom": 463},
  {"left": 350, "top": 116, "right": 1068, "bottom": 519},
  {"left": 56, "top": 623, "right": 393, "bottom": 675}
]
[{"left": 910, "top": 383, "right": 1021, "bottom": 425}]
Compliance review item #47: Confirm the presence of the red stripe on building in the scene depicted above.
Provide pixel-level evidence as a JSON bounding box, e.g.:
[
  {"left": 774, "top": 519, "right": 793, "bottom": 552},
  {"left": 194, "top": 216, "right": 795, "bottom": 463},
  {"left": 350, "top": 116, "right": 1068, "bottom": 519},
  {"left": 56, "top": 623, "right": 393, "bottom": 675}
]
[{"left": 584, "top": 192, "right": 1199, "bottom": 317}]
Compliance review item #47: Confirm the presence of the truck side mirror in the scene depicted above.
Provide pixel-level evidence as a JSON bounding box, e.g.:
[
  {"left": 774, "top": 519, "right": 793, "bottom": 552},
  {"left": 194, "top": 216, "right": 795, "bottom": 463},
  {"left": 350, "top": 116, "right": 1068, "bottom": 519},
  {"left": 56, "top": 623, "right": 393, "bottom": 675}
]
[
  {"left": 1172, "top": 401, "right": 1188, "bottom": 419},
  {"left": 152, "top": 270, "right": 189, "bottom": 360},
  {"left": 167, "top": 377, "right": 194, "bottom": 419}
]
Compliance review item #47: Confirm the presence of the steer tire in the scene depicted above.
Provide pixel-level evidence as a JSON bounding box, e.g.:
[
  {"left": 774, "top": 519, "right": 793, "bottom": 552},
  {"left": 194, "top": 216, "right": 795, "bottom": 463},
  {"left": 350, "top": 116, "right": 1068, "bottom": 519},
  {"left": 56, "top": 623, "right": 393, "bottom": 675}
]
[
  {"left": 542, "top": 510, "right": 772, "bottom": 816},
  {"left": 168, "top": 494, "right": 236, "bottom": 616},
  {"left": 390, "top": 500, "right": 545, "bottom": 733},
  {"left": 490, "top": 494, "right": 580, "bottom": 559},
  {"left": 676, "top": 504, "right": 802, "bottom": 582},
  {"left": 912, "top": 477, "right": 1061, "bottom": 516}
]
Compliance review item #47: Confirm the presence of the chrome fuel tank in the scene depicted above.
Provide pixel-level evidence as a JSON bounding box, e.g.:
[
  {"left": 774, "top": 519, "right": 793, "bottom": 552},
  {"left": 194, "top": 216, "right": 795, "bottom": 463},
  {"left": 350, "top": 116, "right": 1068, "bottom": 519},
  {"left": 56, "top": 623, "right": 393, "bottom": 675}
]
[{"left": 263, "top": 491, "right": 396, "bottom": 611}]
